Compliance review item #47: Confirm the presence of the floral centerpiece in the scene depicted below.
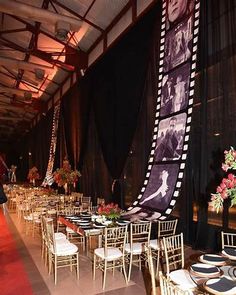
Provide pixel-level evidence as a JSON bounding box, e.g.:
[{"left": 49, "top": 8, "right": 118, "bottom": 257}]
[
  {"left": 27, "top": 166, "right": 40, "bottom": 185},
  {"left": 97, "top": 202, "right": 121, "bottom": 220},
  {"left": 53, "top": 159, "right": 81, "bottom": 189},
  {"left": 211, "top": 147, "right": 236, "bottom": 212}
]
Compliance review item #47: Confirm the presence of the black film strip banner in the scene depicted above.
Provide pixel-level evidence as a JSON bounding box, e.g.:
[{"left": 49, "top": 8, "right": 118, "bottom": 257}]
[
  {"left": 126, "top": 0, "right": 200, "bottom": 220},
  {"left": 42, "top": 103, "right": 61, "bottom": 186}
]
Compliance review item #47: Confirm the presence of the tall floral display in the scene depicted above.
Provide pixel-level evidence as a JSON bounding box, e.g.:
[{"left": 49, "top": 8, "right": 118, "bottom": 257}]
[
  {"left": 27, "top": 166, "right": 40, "bottom": 186},
  {"left": 53, "top": 159, "right": 81, "bottom": 194},
  {"left": 211, "top": 147, "right": 236, "bottom": 212}
]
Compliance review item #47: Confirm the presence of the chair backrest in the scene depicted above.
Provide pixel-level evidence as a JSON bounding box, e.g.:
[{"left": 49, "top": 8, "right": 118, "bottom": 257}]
[
  {"left": 159, "top": 271, "right": 191, "bottom": 295},
  {"left": 163, "top": 233, "right": 184, "bottom": 275},
  {"left": 102, "top": 225, "right": 128, "bottom": 257},
  {"left": 130, "top": 222, "right": 151, "bottom": 248},
  {"left": 71, "top": 192, "right": 83, "bottom": 202},
  {"left": 45, "top": 218, "right": 56, "bottom": 252},
  {"left": 82, "top": 196, "right": 91, "bottom": 203},
  {"left": 97, "top": 197, "right": 105, "bottom": 206},
  {"left": 221, "top": 231, "right": 236, "bottom": 249},
  {"left": 158, "top": 219, "right": 178, "bottom": 239}
]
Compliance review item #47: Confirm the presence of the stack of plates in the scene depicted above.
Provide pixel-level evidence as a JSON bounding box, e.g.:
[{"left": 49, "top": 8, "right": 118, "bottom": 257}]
[
  {"left": 93, "top": 222, "right": 105, "bottom": 228},
  {"left": 116, "top": 219, "right": 130, "bottom": 226}
]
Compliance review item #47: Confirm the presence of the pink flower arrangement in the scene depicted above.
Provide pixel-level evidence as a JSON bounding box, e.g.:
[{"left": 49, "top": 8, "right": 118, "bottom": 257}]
[
  {"left": 98, "top": 203, "right": 121, "bottom": 219},
  {"left": 211, "top": 147, "right": 236, "bottom": 212}
]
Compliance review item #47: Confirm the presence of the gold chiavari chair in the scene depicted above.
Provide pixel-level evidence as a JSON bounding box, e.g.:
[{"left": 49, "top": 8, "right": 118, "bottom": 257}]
[
  {"left": 93, "top": 225, "right": 128, "bottom": 289},
  {"left": 163, "top": 233, "right": 197, "bottom": 291},
  {"left": 221, "top": 231, "right": 236, "bottom": 259},
  {"left": 125, "top": 221, "right": 151, "bottom": 281},
  {"left": 45, "top": 219, "right": 79, "bottom": 284},
  {"left": 149, "top": 219, "right": 178, "bottom": 276}
]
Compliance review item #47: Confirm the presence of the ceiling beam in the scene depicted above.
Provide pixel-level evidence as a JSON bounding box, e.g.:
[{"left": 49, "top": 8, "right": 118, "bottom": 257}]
[
  {"left": 0, "top": 85, "right": 39, "bottom": 98},
  {"left": 0, "top": 37, "right": 74, "bottom": 71},
  {"left": 51, "top": 0, "right": 104, "bottom": 32},
  {"left": 0, "top": 0, "right": 82, "bottom": 31},
  {"left": 0, "top": 56, "right": 54, "bottom": 74}
]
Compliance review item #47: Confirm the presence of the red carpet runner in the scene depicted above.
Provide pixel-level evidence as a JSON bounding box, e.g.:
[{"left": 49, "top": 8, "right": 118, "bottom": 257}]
[{"left": 0, "top": 208, "right": 34, "bottom": 295}]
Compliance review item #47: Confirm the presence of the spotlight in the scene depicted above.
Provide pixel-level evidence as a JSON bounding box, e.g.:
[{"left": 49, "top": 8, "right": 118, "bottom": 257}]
[
  {"left": 35, "top": 68, "right": 45, "bottom": 80},
  {"left": 55, "top": 21, "right": 71, "bottom": 41},
  {"left": 24, "top": 91, "right": 32, "bottom": 100}
]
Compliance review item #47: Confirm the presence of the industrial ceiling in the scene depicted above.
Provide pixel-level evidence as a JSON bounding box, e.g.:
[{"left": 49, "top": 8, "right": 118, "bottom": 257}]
[{"left": 0, "top": 0, "right": 156, "bottom": 142}]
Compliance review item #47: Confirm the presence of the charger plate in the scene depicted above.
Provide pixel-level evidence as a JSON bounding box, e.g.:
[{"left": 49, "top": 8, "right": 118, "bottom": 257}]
[
  {"left": 190, "top": 263, "right": 221, "bottom": 278},
  {"left": 222, "top": 248, "right": 236, "bottom": 261},
  {"left": 199, "top": 254, "right": 228, "bottom": 266},
  {"left": 203, "top": 277, "right": 236, "bottom": 295}
]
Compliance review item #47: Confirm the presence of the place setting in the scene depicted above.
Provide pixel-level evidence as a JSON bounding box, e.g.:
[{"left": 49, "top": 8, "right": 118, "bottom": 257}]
[
  {"left": 222, "top": 248, "right": 236, "bottom": 261},
  {"left": 190, "top": 263, "right": 222, "bottom": 278},
  {"left": 199, "top": 254, "right": 228, "bottom": 266}
]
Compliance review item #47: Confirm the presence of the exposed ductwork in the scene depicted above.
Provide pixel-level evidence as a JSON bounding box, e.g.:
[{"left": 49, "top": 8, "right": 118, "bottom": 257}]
[
  {"left": 0, "top": 85, "right": 38, "bottom": 98},
  {"left": 0, "top": 0, "right": 82, "bottom": 36},
  {"left": 0, "top": 56, "right": 54, "bottom": 76}
]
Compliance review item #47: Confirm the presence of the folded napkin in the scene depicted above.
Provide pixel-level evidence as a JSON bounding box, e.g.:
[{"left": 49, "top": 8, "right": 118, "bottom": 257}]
[
  {"left": 223, "top": 247, "right": 236, "bottom": 257},
  {"left": 203, "top": 254, "right": 227, "bottom": 262},
  {"left": 207, "top": 277, "right": 236, "bottom": 293},
  {"left": 191, "top": 265, "right": 219, "bottom": 274}
]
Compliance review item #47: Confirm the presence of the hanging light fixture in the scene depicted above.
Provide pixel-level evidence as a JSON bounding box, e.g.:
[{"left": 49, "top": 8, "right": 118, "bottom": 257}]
[{"left": 55, "top": 21, "right": 71, "bottom": 41}]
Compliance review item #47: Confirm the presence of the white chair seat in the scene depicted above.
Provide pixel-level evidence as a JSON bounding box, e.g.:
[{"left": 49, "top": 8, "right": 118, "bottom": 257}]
[
  {"left": 94, "top": 247, "right": 123, "bottom": 261},
  {"left": 125, "top": 242, "right": 147, "bottom": 254},
  {"left": 149, "top": 239, "right": 160, "bottom": 250},
  {"left": 53, "top": 243, "right": 78, "bottom": 256},
  {"left": 169, "top": 269, "right": 197, "bottom": 290},
  {"left": 55, "top": 232, "right": 67, "bottom": 240},
  {"left": 24, "top": 215, "right": 32, "bottom": 221}
]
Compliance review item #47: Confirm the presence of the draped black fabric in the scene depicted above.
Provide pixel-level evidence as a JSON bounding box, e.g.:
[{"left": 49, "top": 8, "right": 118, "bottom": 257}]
[
  {"left": 90, "top": 6, "right": 159, "bottom": 181},
  {"left": 61, "top": 78, "right": 91, "bottom": 171},
  {"left": 29, "top": 110, "right": 53, "bottom": 179}
]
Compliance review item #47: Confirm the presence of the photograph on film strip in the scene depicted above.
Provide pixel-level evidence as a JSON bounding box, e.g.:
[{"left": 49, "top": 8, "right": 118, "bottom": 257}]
[
  {"left": 160, "top": 63, "right": 191, "bottom": 117},
  {"left": 155, "top": 113, "right": 187, "bottom": 162},
  {"left": 139, "top": 164, "right": 179, "bottom": 211},
  {"left": 166, "top": 0, "right": 195, "bottom": 31},
  {"left": 164, "top": 14, "right": 193, "bottom": 72}
]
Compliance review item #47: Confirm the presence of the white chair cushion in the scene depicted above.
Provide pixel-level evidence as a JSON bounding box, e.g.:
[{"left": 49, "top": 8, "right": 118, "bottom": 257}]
[
  {"left": 53, "top": 242, "right": 78, "bottom": 256},
  {"left": 149, "top": 239, "right": 160, "bottom": 250},
  {"left": 55, "top": 232, "right": 67, "bottom": 240},
  {"left": 169, "top": 269, "right": 197, "bottom": 290},
  {"left": 95, "top": 247, "right": 123, "bottom": 261},
  {"left": 125, "top": 243, "right": 147, "bottom": 254}
]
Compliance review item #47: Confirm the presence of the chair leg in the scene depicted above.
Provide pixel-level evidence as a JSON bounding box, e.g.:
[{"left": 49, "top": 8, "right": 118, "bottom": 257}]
[
  {"left": 76, "top": 253, "right": 79, "bottom": 279},
  {"left": 148, "top": 249, "right": 157, "bottom": 295},
  {"left": 128, "top": 254, "right": 133, "bottom": 282},
  {"left": 122, "top": 256, "right": 128, "bottom": 284},
  {"left": 48, "top": 253, "right": 52, "bottom": 274},
  {"left": 155, "top": 249, "right": 160, "bottom": 278},
  {"left": 102, "top": 260, "right": 107, "bottom": 290},
  {"left": 93, "top": 254, "right": 96, "bottom": 280},
  {"left": 54, "top": 256, "right": 57, "bottom": 285}
]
